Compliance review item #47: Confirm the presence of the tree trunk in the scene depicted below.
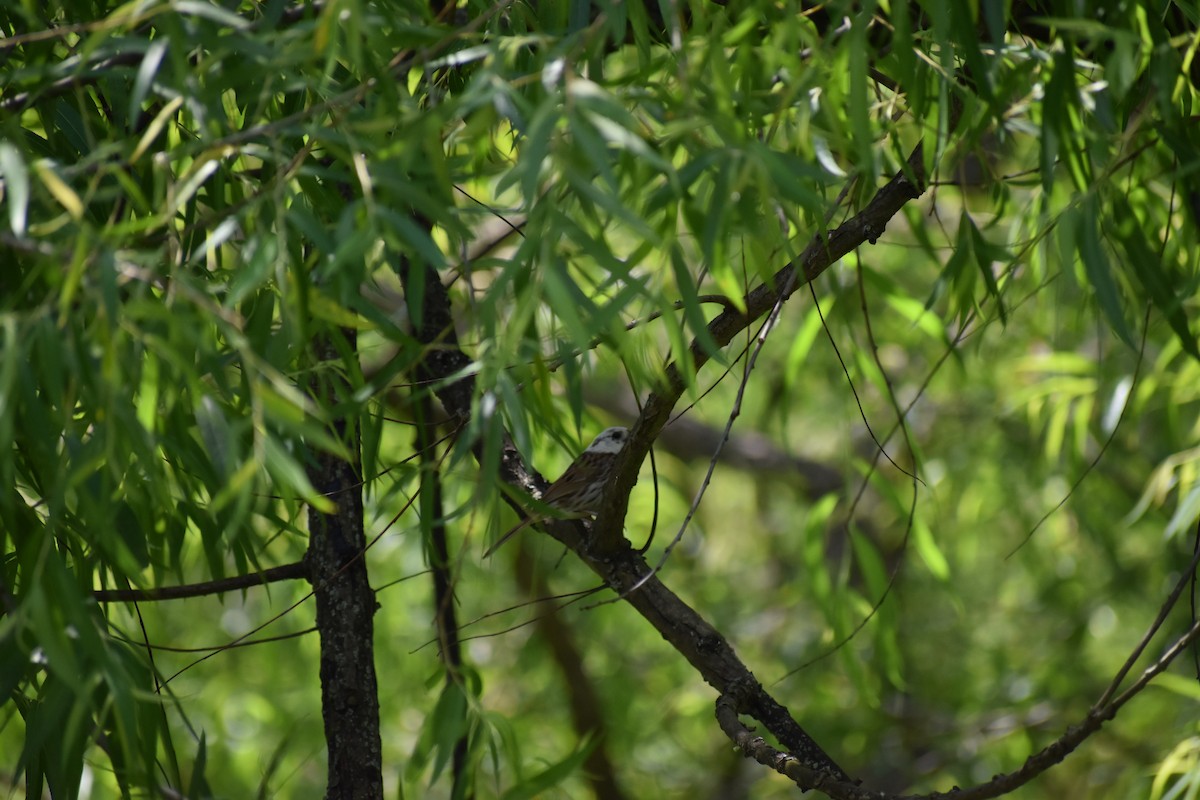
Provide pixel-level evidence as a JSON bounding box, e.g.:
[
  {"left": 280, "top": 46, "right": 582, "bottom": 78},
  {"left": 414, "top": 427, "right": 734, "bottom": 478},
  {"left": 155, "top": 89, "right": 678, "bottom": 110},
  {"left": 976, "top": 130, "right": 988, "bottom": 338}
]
[{"left": 306, "top": 330, "right": 384, "bottom": 800}]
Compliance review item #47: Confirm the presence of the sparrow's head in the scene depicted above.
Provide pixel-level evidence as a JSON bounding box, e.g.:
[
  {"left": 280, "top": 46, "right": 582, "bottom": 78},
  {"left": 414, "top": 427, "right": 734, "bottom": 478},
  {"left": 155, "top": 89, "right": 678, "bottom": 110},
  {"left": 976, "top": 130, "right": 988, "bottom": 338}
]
[{"left": 585, "top": 427, "right": 629, "bottom": 454}]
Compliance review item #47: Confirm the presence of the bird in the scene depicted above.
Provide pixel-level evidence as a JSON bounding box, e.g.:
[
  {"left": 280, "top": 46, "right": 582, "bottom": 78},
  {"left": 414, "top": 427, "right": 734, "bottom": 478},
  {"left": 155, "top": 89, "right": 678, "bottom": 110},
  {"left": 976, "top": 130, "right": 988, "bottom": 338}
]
[{"left": 485, "top": 427, "right": 630, "bottom": 557}]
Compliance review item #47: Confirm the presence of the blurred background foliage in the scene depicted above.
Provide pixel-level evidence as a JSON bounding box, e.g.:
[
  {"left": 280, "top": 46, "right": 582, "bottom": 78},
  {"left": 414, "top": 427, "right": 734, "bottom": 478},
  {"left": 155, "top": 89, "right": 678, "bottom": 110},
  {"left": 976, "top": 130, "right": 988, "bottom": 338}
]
[{"left": 2, "top": 0, "right": 1200, "bottom": 797}]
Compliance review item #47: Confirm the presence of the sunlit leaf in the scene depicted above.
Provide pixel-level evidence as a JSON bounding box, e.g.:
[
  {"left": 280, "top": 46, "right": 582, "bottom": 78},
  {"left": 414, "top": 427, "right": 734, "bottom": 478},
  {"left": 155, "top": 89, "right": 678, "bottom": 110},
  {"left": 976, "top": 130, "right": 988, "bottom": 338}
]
[
  {"left": 0, "top": 143, "right": 29, "bottom": 235},
  {"left": 34, "top": 161, "right": 83, "bottom": 220}
]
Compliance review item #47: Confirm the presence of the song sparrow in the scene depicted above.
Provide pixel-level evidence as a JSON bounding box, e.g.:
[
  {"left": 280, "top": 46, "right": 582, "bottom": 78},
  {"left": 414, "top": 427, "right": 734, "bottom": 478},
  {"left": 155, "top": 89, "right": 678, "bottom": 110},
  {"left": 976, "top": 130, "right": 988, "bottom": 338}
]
[{"left": 485, "top": 426, "right": 629, "bottom": 556}]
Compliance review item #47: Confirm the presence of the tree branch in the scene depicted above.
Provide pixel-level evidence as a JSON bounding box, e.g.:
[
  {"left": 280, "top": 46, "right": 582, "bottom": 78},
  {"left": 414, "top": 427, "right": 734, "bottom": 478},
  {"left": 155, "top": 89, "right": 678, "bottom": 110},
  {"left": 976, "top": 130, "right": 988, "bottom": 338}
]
[
  {"left": 416, "top": 366, "right": 472, "bottom": 795},
  {"left": 92, "top": 562, "right": 308, "bottom": 603}
]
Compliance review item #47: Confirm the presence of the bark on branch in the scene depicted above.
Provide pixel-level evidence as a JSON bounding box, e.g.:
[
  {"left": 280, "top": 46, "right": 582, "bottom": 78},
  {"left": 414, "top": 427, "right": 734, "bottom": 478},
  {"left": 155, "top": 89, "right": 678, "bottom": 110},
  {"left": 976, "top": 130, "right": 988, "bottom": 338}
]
[{"left": 92, "top": 562, "right": 307, "bottom": 603}]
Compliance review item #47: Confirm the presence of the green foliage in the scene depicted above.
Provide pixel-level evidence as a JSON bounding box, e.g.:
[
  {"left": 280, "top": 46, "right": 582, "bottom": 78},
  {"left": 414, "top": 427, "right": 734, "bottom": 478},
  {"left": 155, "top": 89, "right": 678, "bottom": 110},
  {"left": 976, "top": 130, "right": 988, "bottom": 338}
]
[{"left": 1, "top": 0, "right": 1199, "bottom": 797}]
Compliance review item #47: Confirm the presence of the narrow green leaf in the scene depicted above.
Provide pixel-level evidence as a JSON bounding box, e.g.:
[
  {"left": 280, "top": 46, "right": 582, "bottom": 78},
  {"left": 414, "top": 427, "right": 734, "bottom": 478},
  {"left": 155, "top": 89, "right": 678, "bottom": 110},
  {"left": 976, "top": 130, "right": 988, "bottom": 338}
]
[
  {"left": 949, "top": 0, "right": 994, "bottom": 103},
  {"left": 849, "top": 526, "right": 888, "bottom": 598},
  {"left": 0, "top": 142, "right": 29, "bottom": 235},
  {"left": 194, "top": 395, "right": 233, "bottom": 477},
  {"left": 1076, "top": 199, "right": 1134, "bottom": 347},
  {"left": 568, "top": 0, "right": 591, "bottom": 33},
  {"left": 172, "top": 158, "right": 220, "bottom": 216},
  {"left": 848, "top": 13, "right": 876, "bottom": 180},
  {"left": 542, "top": 266, "right": 594, "bottom": 348},
  {"left": 36, "top": 161, "right": 84, "bottom": 219},
  {"left": 128, "top": 39, "right": 168, "bottom": 129},
  {"left": 131, "top": 95, "right": 184, "bottom": 164},
  {"left": 1154, "top": 673, "right": 1200, "bottom": 702},
  {"left": 378, "top": 208, "right": 447, "bottom": 270},
  {"left": 188, "top": 734, "right": 213, "bottom": 798},
  {"left": 801, "top": 495, "right": 840, "bottom": 613},
  {"left": 913, "top": 517, "right": 949, "bottom": 580},
  {"left": 227, "top": 235, "right": 276, "bottom": 307},
  {"left": 174, "top": 0, "right": 251, "bottom": 29},
  {"left": 1166, "top": 484, "right": 1200, "bottom": 538},
  {"left": 1040, "top": 57, "right": 1065, "bottom": 194},
  {"left": 0, "top": 316, "right": 19, "bottom": 497},
  {"left": 263, "top": 436, "right": 333, "bottom": 513},
  {"left": 669, "top": 249, "right": 724, "bottom": 362},
  {"left": 1048, "top": 51, "right": 1091, "bottom": 191},
  {"left": 963, "top": 211, "right": 1007, "bottom": 324},
  {"left": 501, "top": 735, "right": 597, "bottom": 800},
  {"left": 428, "top": 682, "right": 469, "bottom": 784},
  {"left": 1108, "top": 195, "right": 1199, "bottom": 359},
  {"left": 568, "top": 110, "right": 619, "bottom": 192}
]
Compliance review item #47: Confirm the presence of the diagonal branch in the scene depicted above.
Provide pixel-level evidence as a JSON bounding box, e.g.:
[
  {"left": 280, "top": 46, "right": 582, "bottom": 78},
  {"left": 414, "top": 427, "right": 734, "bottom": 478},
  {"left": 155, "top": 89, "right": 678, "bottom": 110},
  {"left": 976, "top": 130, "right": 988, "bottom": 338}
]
[{"left": 596, "top": 132, "right": 946, "bottom": 554}]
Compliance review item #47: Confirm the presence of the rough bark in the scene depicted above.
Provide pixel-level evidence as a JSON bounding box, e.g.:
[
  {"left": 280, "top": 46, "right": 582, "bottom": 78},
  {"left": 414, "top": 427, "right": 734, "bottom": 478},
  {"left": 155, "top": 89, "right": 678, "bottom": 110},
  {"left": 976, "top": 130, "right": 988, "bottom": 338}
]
[{"left": 306, "top": 331, "right": 384, "bottom": 800}]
